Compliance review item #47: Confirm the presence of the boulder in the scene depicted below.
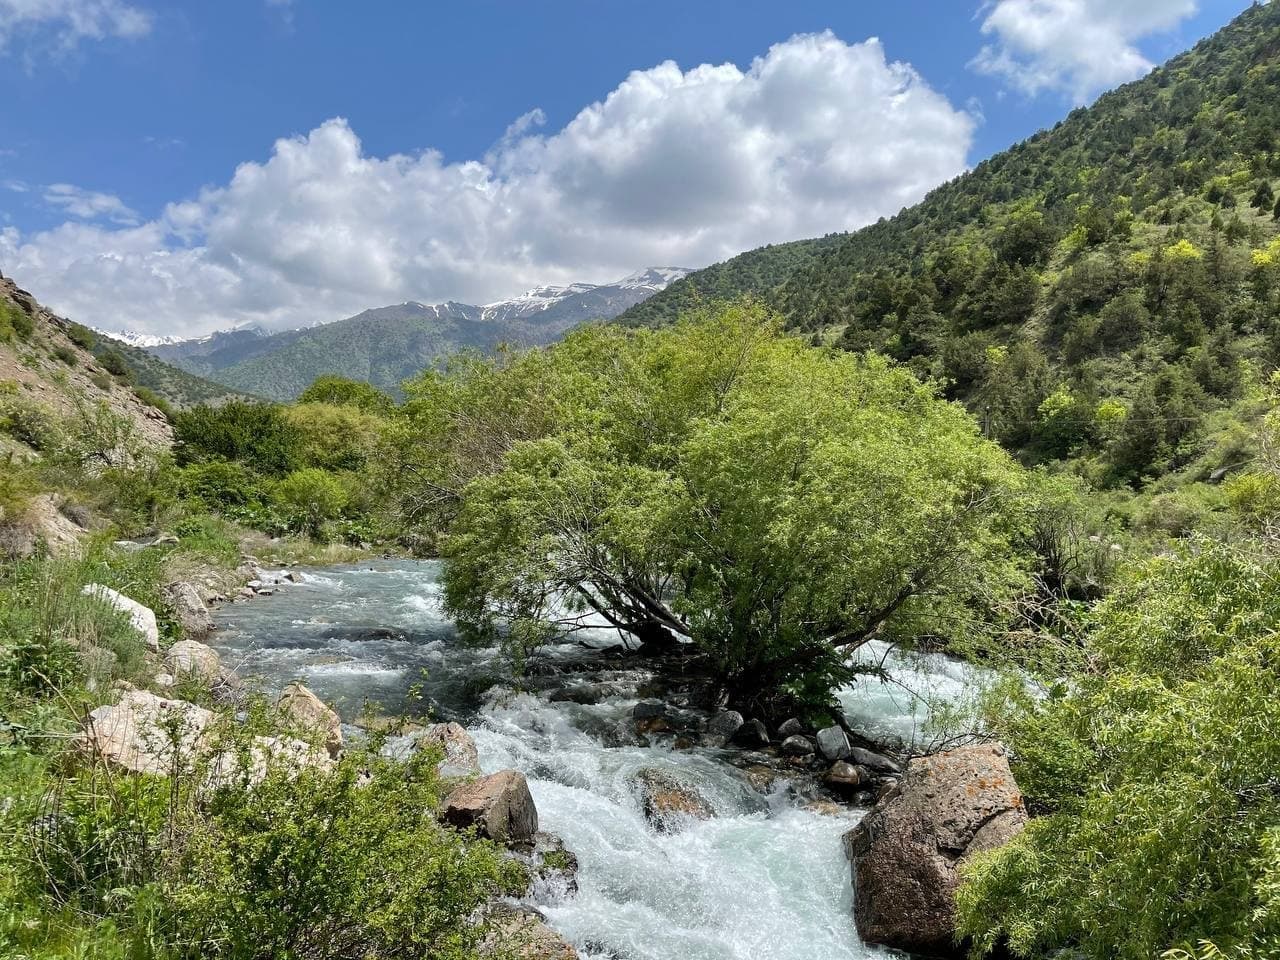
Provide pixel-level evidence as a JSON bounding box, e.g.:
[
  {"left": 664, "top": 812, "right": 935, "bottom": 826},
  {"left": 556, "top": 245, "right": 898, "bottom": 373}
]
[
  {"left": 510, "top": 831, "right": 580, "bottom": 899},
  {"left": 816, "top": 725, "right": 851, "bottom": 761},
  {"left": 79, "top": 689, "right": 214, "bottom": 775},
  {"left": 849, "top": 746, "right": 902, "bottom": 774},
  {"left": 780, "top": 734, "right": 815, "bottom": 757},
  {"left": 777, "top": 717, "right": 806, "bottom": 738},
  {"left": 842, "top": 743, "right": 1027, "bottom": 956},
  {"left": 205, "top": 733, "right": 331, "bottom": 789},
  {"left": 81, "top": 585, "right": 160, "bottom": 651},
  {"left": 418, "top": 721, "right": 480, "bottom": 776},
  {"left": 165, "top": 581, "right": 214, "bottom": 639},
  {"left": 704, "top": 709, "right": 744, "bottom": 746},
  {"left": 442, "top": 770, "right": 538, "bottom": 843},
  {"left": 27, "top": 494, "right": 83, "bottom": 555},
  {"left": 165, "top": 640, "right": 222, "bottom": 680},
  {"left": 634, "top": 767, "right": 714, "bottom": 832},
  {"left": 632, "top": 698, "right": 666, "bottom": 720},
  {"left": 479, "top": 904, "right": 578, "bottom": 959},
  {"left": 733, "top": 717, "right": 771, "bottom": 747},
  {"left": 277, "top": 682, "right": 344, "bottom": 757},
  {"left": 824, "top": 760, "right": 867, "bottom": 793}
]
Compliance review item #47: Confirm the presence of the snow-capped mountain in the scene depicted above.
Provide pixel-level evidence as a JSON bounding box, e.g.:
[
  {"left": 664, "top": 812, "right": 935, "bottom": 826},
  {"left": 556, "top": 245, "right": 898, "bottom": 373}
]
[
  {"left": 98, "top": 328, "right": 185, "bottom": 349},
  {"left": 144, "top": 266, "right": 693, "bottom": 401}
]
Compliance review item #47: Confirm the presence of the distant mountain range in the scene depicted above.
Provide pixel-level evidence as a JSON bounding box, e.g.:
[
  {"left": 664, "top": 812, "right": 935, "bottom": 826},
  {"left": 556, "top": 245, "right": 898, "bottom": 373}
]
[{"left": 125, "top": 267, "right": 690, "bottom": 401}]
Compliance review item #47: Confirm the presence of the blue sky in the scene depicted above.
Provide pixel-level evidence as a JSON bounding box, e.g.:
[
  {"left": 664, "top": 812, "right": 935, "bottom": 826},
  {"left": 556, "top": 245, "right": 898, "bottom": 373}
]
[{"left": 0, "top": 0, "right": 1253, "bottom": 336}]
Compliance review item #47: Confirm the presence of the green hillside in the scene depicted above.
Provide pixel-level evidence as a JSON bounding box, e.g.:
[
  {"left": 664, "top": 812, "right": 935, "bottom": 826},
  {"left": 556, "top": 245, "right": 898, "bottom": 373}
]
[
  {"left": 92, "top": 337, "right": 250, "bottom": 407},
  {"left": 620, "top": 2, "right": 1280, "bottom": 488}
]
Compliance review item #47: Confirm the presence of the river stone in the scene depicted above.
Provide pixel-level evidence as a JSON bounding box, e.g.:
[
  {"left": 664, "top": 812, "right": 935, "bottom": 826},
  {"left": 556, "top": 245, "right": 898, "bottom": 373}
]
[
  {"left": 849, "top": 746, "right": 902, "bottom": 774},
  {"left": 733, "top": 717, "right": 771, "bottom": 747},
  {"left": 165, "top": 640, "right": 222, "bottom": 681},
  {"left": 780, "top": 734, "right": 815, "bottom": 757},
  {"left": 419, "top": 721, "right": 481, "bottom": 776},
  {"left": 824, "top": 761, "right": 868, "bottom": 792},
  {"left": 479, "top": 903, "right": 578, "bottom": 959},
  {"left": 443, "top": 770, "right": 538, "bottom": 843},
  {"left": 842, "top": 743, "right": 1028, "bottom": 956},
  {"left": 510, "top": 831, "right": 581, "bottom": 899},
  {"left": 777, "top": 717, "right": 806, "bottom": 738},
  {"left": 79, "top": 689, "right": 214, "bottom": 775},
  {"left": 81, "top": 585, "right": 160, "bottom": 652},
  {"left": 277, "top": 682, "right": 344, "bottom": 757},
  {"left": 633, "top": 698, "right": 667, "bottom": 720},
  {"left": 704, "top": 709, "right": 744, "bottom": 745},
  {"left": 165, "top": 581, "right": 214, "bottom": 640},
  {"left": 634, "top": 767, "right": 715, "bottom": 832},
  {"left": 816, "top": 725, "right": 851, "bottom": 761}
]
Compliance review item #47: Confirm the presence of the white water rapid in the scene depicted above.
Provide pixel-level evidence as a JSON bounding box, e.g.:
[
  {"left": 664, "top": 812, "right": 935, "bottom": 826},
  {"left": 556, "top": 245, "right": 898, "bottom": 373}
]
[{"left": 210, "top": 559, "right": 989, "bottom": 960}]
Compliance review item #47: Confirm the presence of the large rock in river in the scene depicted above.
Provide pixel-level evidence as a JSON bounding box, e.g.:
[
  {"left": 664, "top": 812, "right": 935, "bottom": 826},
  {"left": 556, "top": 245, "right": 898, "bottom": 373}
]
[
  {"left": 443, "top": 770, "right": 538, "bottom": 843},
  {"left": 633, "top": 767, "right": 714, "bottom": 832},
  {"left": 842, "top": 743, "right": 1027, "bottom": 956}
]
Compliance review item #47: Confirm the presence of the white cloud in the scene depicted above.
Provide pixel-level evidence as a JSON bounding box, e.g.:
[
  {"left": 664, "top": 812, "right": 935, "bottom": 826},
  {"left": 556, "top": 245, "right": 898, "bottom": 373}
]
[
  {"left": 0, "top": 31, "right": 976, "bottom": 338},
  {"left": 0, "top": 0, "right": 152, "bottom": 56},
  {"left": 971, "top": 0, "right": 1198, "bottom": 103},
  {"left": 43, "top": 183, "right": 138, "bottom": 223}
]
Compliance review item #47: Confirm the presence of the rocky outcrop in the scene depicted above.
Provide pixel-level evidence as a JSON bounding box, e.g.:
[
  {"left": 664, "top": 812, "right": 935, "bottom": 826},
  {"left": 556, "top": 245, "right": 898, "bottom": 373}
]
[
  {"left": 165, "top": 639, "right": 222, "bottom": 681},
  {"left": 165, "top": 581, "right": 214, "bottom": 639},
  {"left": 277, "top": 682, "right": 344, "bottom": 758},
  {"left": 81, "top": 585, "right": 160, "bottom": 651},
  {"left": 80, "top": 689, "right": 215, "bottom": 775},
  {"left": 842, "top": 743, "right": 1028, "bottom": 956},
  {"left": 479, "top": 904, "right": 578, "bottom": 959},
  {"left": 418, "top": 721, "right": 480, "bottom": 776},
  {"left": 633, "top": 767, "right": 714, "bottom": 832},
  {"left": 442, "top": 770, "right": 539, "bottom": 843}
]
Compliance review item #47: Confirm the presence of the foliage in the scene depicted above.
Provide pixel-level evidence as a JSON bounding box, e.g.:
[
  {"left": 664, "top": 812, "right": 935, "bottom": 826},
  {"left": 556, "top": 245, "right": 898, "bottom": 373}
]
[
  {"left": 957, "top": 540, "right": 1280, "bottom": 959},
  {"left": 284, "top": 402, "right": 386, "bottom": 471},
  {"left": 174, "top": 401, "right": 301, "bottom": 476},
  {"left": 51, "top": 345, "right": 78, "bottom": 366},
  {"left": 0, "top": 299, "right": 34, "bottom": 341},
  {"left": 297, "top": 374, "right": 395, "bottom": 413},
  {"left": 412, "top": 305, "right": 1032, "bottom": 713},
  {"left": 272, "top": 467, "right": 349, "bottom": 539},
  {"left": 67, "top": 323, "right": 96, "bottom": 350}
]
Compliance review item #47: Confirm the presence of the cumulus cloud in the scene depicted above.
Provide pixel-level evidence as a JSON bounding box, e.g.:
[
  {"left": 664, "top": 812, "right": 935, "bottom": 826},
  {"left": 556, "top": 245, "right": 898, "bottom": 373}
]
[
  {"left": 0, "top": 0, "right": 152, "bottom": 56},
  {"left": 971, "top": 0, "right": 1198, "bottom": 103},
  {"left": 43, "top": 183, "right": 139, "bottom": 223},
  {"left": 0, "top": 31, "right": 976, "bottom": 337}
]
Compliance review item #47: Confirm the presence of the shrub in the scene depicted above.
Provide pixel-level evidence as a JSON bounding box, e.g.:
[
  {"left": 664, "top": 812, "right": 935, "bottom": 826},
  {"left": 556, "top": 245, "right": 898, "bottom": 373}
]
[
  {"left": 173, "top": 402, "right": 301, "bottom": 477},
  {"left": 97, "top": 349, "right": 129, "bottom": 378},
  {"left": 0, "top": 301, "right": 34, "bottom": 341},
  {"left": 52, "top": 346, "right": 77, "bottom": 367},
  {"left": 66, "top": 324, "right": 95, "bottom": 350},
  {"left": 272, "top": 468, "right": 348, "bottom": 539},
  {"left": 959, "top": 541, "right": 1280, "bottom": 958}
]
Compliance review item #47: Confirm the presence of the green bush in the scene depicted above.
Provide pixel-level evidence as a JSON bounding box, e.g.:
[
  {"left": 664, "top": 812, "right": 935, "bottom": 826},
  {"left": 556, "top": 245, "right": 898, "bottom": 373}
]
[
  {"left": 272, "top": 468, "right": 348, "bottom": 539},
  {"left": 174, "top": 402, "right": 301, "bottom": 477},
  {"left": 0, "top": 301, "right": 34, "bottom": 341},
  {"left": 958, "top": 541, "right": 1280, "bottom": 958},
  {"left": 66, "top": 324, "right": 95, "bottom": 350},
  {"left": 97, "top": 349, "right": 130, "bottom": 378},
  {"left": 51, "top": 346, "right": 78, "bottom": 367},
  {"left": 177, "top": 460, "right": 265, "bottom": 511}
]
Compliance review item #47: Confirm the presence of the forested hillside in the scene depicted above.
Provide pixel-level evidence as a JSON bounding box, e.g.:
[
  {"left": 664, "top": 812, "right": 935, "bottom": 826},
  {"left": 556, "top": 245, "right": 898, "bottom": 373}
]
[{"left": 622, "top": 1, "right": 1280, "bottom": 489}]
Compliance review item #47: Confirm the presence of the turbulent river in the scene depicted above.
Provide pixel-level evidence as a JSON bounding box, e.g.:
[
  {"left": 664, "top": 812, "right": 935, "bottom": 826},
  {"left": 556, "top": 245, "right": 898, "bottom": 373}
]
[{"left": 209, "top": 559, "right": 990, "bottom": 960}]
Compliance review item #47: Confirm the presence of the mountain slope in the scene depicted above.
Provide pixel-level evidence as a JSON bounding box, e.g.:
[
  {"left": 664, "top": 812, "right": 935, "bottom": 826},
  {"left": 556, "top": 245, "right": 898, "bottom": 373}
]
[
  {"left": 621, "top": 3, "right": 1280, "bottom": 487},
  {"left": 151, "top": 268, "right": 690, "bottom": 400}
]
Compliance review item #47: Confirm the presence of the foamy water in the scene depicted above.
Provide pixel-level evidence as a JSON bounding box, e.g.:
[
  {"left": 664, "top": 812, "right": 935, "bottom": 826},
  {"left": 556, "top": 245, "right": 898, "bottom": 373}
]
[{"left": 211, "top": 558, "right": 981, "bottom": 959}]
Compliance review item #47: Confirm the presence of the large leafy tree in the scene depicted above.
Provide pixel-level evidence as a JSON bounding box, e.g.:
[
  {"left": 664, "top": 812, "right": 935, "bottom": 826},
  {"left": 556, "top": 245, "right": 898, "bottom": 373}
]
[{"left": 400, "top": 304, "right": 1031, "bottom": 713}]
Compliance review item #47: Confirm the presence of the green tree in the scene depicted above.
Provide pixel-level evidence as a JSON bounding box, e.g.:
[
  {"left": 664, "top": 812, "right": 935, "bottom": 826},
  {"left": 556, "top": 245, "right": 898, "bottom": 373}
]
[
  {"left": 431, "top": 305, "right": 1031, "bottom": 714},
  {"left": 298, "top": 374, "right": 395, "bottom": 414},
  {"left": 272, "top": 468, "right": 348, "bottom": 538},
  {"left": 173, "top": 401, "right": 301, "bottom": 476}
]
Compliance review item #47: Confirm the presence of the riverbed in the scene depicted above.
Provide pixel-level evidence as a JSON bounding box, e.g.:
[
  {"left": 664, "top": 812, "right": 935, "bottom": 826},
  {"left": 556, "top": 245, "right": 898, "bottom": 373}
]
[{"left": 210, "top": 558, "right": 988, "bottom": 960}]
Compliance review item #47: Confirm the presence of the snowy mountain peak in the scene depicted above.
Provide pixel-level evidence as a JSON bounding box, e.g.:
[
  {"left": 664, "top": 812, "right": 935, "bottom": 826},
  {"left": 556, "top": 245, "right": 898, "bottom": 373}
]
[
  {"left": 98, "top": 328, "right": 184, "bottom": 348},
  {"left": 614, "top": 267, "right": 694, "bottom": 290}
]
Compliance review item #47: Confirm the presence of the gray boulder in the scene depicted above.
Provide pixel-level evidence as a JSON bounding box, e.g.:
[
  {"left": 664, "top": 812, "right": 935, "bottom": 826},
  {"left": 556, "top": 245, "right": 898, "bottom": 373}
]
[
  {"left": 166, "top": 581, "right": 214, "bottom": 639},
  {"left": 780, "top": 734, "right": 815, "bottom": 756},
  {"left": 816, "top": 725, "right": 851, "bottom": 761},
  {"left": 704, "top": 709, "right": 744, "bottom": 745},
  {"left": 849, "top": 745, "right": 902, "bottom": 774}
]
